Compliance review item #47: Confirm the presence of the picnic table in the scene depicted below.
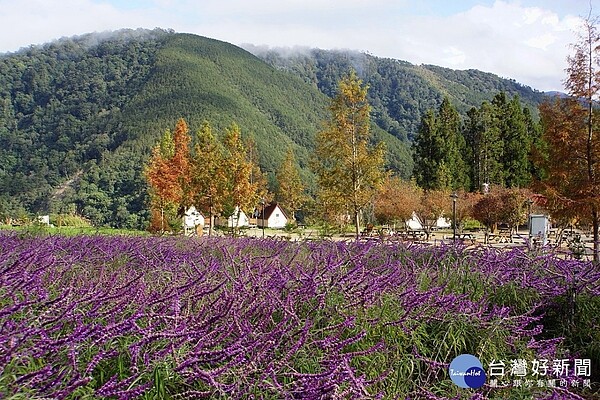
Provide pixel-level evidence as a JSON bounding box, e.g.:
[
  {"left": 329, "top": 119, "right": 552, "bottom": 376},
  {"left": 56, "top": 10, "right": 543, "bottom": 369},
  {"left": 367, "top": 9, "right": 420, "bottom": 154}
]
[
  {"left": 395, "top": 230, "right": 427, "bottom": 242},
  {"left": 486, "top": 228, "right": 512, "bottom": 244},
  {"left": 457, "top": 233, "right": 476, "bottom": 244}
]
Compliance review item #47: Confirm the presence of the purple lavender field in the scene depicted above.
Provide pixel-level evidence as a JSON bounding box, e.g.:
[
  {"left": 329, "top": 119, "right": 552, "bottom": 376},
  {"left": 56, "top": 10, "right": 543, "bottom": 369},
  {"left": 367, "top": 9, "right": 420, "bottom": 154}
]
[{"left": 1, "top": 232, "right": 599, "bottom": 399}]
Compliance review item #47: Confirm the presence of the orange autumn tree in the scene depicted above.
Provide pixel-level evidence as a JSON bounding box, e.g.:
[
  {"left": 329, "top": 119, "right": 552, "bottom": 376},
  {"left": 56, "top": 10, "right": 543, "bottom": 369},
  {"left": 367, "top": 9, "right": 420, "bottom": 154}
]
[
  {"left": 472, "top": 189, "right": 504, "bottom": 233},
  {"left": 374, "top": 176, "right": 421, "bottom": 227},
  {"left": 145, "top": 118, "right": 192, "bottom": 232},
  {"left": 536, "top": 15, "right": 600, "bottom": 262},
  {"left": 414, "top": 189, "right": 450, "bottom": 240},
  {"left": 472, "top": 186, "right": 530, "bottom": 236},
  {"left": 171, "top": 118, "right": 193, "bottom": 207},
  {"left": 454, "top": 190, "right": 482, "bottom": 232},
  {"left": 221, "top": 123, "right": 260, "bottom": 235},
  {"left": 145, "top": 130, "right": 177, "bottom": 233},
  {"left": 538, "top": 98, "right": 600, "bottom": 255}
]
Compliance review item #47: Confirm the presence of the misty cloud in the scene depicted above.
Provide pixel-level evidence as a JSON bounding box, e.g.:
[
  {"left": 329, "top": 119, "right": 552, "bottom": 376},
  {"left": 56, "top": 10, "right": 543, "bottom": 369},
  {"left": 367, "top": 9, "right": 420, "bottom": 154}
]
[{"left": 0, "top": 0, "right": 587, "bottom": 91}]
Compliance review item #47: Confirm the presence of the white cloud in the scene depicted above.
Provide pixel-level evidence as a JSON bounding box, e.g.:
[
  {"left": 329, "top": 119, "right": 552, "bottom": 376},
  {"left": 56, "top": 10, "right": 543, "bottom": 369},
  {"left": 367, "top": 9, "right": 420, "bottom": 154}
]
[
  {"left": 375, "top": 0, "right": 582, "bottom": 91},
  {"left": 0, "top": 0, "right": 165, "bottom": 52},
  {"left": 185, "top": 0, "right": 583, "bottom": 91},
  {"left": 525, "top": 33, "right": 557, "bottom": 50},
  {"left": 0, "top": 0, "right": 588, "bottom": 91},
  {"left": 442, "top": 47, "right": 467, "bottom": 66}
]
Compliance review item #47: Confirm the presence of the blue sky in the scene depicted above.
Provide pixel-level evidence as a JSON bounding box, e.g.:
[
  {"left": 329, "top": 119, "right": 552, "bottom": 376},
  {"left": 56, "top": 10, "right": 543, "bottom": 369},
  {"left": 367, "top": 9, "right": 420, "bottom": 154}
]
[{"left": 0, "top": 0, "right": 595, "bottom": 92}]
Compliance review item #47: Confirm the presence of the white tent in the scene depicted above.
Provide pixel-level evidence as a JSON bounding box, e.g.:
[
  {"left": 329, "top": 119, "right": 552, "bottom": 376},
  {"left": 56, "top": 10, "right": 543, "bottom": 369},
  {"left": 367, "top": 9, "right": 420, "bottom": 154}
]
[
  {"left": 405, "top": 212, "right": 451, "bottom": 230},
  {"left": 183, "top": 206, "right": 205, "bottom": 236},
  {"left": 226, "top": 206, "right": 250, "bottom": 228}
]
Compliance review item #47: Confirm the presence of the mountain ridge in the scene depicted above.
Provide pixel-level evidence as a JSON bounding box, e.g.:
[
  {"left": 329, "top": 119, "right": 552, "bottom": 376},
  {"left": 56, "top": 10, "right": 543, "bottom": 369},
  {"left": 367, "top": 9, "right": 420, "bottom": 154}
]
[
  {"left": 0, "top": 29, "right": 549, "bottom": 228},
  {"left": 244, "top": 44, "right": 548, "bottom": 141}
]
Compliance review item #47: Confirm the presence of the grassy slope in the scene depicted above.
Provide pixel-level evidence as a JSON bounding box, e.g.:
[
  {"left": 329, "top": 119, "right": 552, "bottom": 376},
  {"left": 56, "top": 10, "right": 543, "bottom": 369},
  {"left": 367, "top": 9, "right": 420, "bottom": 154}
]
[
  {"left": 101, "top": 33, "right": 414, "bottom": 214},
  {"left": 418, "top": 64, "right": 545, "bottom": 116},
  {"left": 118, "top": 34, "right": 410, "bottom": 174}
]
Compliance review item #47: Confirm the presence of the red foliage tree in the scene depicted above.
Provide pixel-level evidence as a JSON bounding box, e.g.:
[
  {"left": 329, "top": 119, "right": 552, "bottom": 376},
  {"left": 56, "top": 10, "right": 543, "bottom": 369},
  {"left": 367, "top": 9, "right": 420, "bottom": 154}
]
[{"left": 145, "top": 118, "right": 192, "bottom": 232}]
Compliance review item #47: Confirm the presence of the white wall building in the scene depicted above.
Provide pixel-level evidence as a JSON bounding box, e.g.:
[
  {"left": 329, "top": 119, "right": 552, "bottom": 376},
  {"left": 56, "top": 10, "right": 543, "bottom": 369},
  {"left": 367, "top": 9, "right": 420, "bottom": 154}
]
[{"left": 257, "top": 203, "right": 289, "bottom": 229}]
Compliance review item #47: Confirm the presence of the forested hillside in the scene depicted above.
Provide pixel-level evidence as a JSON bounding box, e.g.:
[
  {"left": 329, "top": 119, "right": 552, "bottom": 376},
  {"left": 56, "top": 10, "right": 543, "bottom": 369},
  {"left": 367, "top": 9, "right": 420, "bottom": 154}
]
[
  {"left": 245, "top": 46, "right": 548, "bottom": 141},
  {"left": 0, "top": 30, "right": 548, "bottom": 229},
  {"left": 0, "top": 29, "right": 166, "bottom": 227},
  {"left": 0, "top": 29, "right": 412, "bottom": 228}
]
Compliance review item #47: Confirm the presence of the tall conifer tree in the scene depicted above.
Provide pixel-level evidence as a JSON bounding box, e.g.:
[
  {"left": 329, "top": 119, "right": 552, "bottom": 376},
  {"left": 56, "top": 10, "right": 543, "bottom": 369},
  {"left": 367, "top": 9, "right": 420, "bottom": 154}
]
[
  {"left": 495, "top": 94, "right": 532, "bottom": 187},
  {"left": 414, "top": 97, "right": 469, "bottom": 190},
  {"left": 464, "top": 102, "right": 504, "bottom": 191},
  {"left": 314, "top": 71, "right": 386, "bottom": 239}
]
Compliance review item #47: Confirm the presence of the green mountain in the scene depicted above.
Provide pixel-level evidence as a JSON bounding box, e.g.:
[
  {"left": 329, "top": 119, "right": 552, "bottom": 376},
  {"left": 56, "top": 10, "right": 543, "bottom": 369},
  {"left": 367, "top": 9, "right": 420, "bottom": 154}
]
[
  {"left": 0, "top": 29, "right": 548, "bottom": 229},
  {"left": 244, "top": 46, "right": 548, "bottom": 142}
]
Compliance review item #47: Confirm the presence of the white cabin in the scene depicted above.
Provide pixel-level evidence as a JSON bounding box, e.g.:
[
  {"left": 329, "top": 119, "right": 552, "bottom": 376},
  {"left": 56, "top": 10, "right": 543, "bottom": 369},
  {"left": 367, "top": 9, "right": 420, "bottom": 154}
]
[{"left": 257, "top": 203, "right": 289, "bottom": 229}]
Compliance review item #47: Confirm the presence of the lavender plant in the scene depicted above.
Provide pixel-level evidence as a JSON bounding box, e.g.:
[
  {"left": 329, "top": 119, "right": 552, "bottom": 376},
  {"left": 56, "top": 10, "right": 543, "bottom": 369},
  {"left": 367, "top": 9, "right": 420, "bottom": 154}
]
[{"left": 0, "top": 232, "right": 598, "bottom": 399}]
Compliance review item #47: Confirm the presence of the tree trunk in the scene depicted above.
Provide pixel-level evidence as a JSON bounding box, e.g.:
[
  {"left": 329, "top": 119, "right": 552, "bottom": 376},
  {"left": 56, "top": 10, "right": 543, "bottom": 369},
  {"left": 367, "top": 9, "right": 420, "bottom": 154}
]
[
  {"left": 354, "top": 210, "right": 360, "bottom": 240},
  {"left": 593, "top": 209, "right": 599, "bottom": 263},
  {"left": 585, "top": 24, "right": 597, "bottom": 263},
  {"left": 208, "top": 204, "right": 213, "bottom": 237},
  {"left": 161, "top": 207, "right": 164, "bottom": 233}
]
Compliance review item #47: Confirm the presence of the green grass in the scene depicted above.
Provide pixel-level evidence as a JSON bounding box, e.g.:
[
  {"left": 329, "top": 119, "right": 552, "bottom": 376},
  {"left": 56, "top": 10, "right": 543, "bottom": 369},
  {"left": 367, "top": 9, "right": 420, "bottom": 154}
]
[{"left": 0, "top": 224, "right": 148, "bottom": 236}]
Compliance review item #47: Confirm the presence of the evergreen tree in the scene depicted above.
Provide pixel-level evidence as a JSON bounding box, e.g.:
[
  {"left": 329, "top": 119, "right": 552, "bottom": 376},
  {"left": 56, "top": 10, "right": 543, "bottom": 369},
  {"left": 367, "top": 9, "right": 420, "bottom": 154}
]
[
  {"left": 413, "top": 97, "right": 469, "bottom": 190},
  {"left": 522, "top": 106, "right": 543, "bottom": 181},
  {"left": 497, "top": 94, "right": 532, "bottom": 187},
  {"left": 413, "top": 109, "right": 439, "bottom": 189},
  {"left": 465, "top": 93, "right": 537, "bottom": 191},
  {"left": 438, "top": 98, "right": 470, "bottom": 190},
  {"left": 464, "top": 102, "right": 504, "bottom": 191},
  {"left": 314, "top": 71, "right": 386, "bottom": 239}
]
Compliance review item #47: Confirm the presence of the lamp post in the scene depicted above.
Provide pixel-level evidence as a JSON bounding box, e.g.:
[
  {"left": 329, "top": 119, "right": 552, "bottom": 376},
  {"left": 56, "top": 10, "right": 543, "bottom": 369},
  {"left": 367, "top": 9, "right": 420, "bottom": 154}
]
[
  {"left": 450, "top": 192, "right": 458, "bottom": 242},
  {"left": 260, "top": 198, "right": 265, "bottom": 238}
]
